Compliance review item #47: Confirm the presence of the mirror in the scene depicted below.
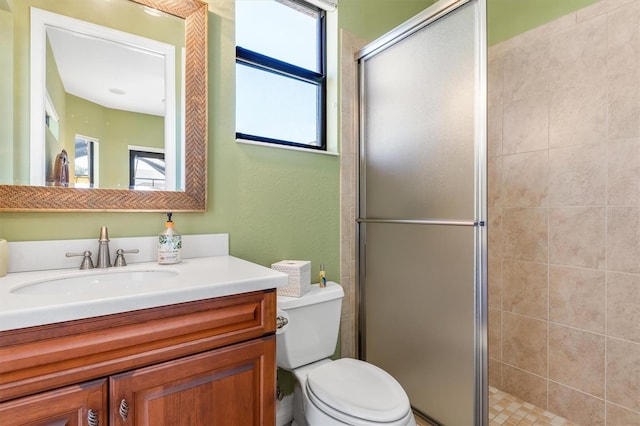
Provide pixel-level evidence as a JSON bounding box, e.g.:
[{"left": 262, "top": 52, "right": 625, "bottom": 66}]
[
  {"left": 32, "top": 7, "right": 180, "bottom": 190},
  {"left": 0, "top": 0, "right": 208, "bottom": 211}
]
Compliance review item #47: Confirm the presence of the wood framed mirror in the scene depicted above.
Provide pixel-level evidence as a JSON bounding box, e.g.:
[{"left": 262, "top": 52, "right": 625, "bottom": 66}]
[{"left": 0, "top": 0, "right": 207, "bottom": 212}]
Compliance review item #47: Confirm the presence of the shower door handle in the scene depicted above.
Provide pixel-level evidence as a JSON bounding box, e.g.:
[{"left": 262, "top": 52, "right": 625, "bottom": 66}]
[{"left": 357, "top": 218, "right": 483, "bottom": 226}]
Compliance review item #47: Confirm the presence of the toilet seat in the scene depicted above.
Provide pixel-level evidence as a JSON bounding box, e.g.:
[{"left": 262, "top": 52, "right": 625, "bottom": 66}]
[{"left": 305, "top": 358, "right": 412, "bottom": 425}]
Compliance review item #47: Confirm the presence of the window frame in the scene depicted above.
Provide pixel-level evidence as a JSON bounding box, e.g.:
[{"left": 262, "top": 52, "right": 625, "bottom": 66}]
[
  {"left": 74, "top": 136, "right": 95, "bottom": 185},
  {"left": 235, "top": 0, "right": 327, "bottom": 151},
  {"left": 129, "top": 149, "right": 166, "bottom": 190}
]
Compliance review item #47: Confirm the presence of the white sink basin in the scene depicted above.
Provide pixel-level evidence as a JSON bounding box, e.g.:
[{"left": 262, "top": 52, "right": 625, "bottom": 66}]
[
  {"left": 0, "top": 256, "right": 288, "bottom": 332},
  {"left": 11, "top": 269, "right": 179, "bottom": 295}
]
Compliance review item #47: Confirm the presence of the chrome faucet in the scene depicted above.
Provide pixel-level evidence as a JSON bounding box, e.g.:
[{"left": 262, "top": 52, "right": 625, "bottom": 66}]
[
  {"left": 65, "top": 250, "right": 95, "bottom": 270},
  {"left": 96, "top": 226, "right": 111, "bottom": 268}
]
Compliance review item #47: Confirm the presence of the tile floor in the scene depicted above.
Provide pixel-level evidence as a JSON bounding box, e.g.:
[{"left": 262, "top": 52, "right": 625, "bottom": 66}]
[
  {"left": 487, "top": 387, "right": 576, "bottom": 426},
  {"left": 413, "top": 387, "right": 576, "bottom": 426}
]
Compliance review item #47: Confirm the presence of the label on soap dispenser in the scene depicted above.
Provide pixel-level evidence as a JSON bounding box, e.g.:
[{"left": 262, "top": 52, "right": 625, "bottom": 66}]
[{"left": 158, "top": 235, "right": 182, "bottom": 264}]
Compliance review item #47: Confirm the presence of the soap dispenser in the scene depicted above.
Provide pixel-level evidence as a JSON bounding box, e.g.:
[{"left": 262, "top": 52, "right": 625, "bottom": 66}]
[{"left": 158, "top": 213, "right": 182, "bottom": 264}]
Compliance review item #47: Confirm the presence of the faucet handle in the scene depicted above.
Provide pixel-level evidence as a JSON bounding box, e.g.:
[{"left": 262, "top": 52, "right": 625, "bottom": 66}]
[
  {"left": 113, "top": 249, "right": 139, "bottom": 267},
  {"left": 66, "top": 251, "right": 94, "bottom": 270}
]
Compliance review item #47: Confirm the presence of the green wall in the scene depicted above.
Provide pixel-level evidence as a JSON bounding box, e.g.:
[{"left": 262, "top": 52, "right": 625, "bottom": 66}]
[
  {"left": 338, "top": 0, "right": 602, "bottom": 46},
  {"left": 339, "top": 0, "right": 436, "bottom": 42},
  {"left": 0, "top": 8, "right": 13, "bottom": 184},
  {"left": 487, "top": 0, "right": 599, "bottom": 45}
]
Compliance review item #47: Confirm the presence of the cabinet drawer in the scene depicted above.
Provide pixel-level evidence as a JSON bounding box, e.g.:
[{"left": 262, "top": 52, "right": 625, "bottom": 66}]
[
  {"left": 0, "top": 378, "right": 107, "bottom": 426},
  {"left": 0, "top": 289, "right": 276, "bottom": 402}
]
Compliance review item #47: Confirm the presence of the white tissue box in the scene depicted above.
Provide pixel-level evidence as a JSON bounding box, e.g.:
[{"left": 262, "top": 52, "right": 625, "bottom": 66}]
[{"left": 272, "top": 260, "right": 311, "bottom": 297}]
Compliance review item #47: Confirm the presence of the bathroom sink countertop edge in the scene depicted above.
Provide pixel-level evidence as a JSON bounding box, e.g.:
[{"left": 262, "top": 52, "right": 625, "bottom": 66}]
[{"left": 0, "top": 255, "right": 288, "bottom": 332}]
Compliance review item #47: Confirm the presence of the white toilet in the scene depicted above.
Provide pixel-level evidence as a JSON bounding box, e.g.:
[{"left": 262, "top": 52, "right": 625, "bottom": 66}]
[{"left": 277, "top": 282, "right": 417, "bottom": 426}]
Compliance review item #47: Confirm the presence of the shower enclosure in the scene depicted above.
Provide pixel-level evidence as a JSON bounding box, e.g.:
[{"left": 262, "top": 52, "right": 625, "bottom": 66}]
[
  {"left": 486, "top": 1, "right": 640, "bottom": 424},
  {"left": 356, "top": 0, "right": 487, "bottom": 424}
]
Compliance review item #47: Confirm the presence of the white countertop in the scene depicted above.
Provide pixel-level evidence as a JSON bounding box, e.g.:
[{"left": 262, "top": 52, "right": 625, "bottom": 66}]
[{"left": 0, "top": 256, "right": 288, "bottom": 332}]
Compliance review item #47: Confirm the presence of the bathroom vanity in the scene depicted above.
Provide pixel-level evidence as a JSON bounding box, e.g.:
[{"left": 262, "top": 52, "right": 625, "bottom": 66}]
[
  {"left": 0, "top": 290, "right": 276, "bottom": 425},
  {"left": 0, "top": 237, "right": 287, "bottom": 426}
]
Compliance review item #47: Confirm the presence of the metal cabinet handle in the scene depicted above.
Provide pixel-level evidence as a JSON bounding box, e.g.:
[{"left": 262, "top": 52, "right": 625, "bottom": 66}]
[
  {"left": 119, "top": 399, "right": 129, "bottom": 421},
  {"left": 87, "top": 409, "right": 99, "bottom": 426}
]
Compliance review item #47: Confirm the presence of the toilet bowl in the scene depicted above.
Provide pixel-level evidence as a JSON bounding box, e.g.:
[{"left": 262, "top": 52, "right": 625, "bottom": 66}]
[{"left": 277, "top": 282, "right": 416, "bottom": 426}]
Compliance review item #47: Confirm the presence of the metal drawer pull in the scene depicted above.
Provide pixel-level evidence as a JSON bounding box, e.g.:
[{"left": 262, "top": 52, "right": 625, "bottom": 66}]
[
  {"left": 87, "top": 409, "right": 99, "bottom": 426},
  {"left": 119, "top": 399, "right": 129, "bottom": 421}
]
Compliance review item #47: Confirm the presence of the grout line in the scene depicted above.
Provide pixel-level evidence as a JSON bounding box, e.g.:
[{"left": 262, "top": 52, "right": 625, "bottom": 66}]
[{"left": 546, "top": 164, "right": 551, "bottom": 412}]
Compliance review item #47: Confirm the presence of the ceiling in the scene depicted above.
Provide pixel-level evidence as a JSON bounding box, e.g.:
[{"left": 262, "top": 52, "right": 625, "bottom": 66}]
[{"left": 46, "top": 26, "right": 167, "bottom": 117}]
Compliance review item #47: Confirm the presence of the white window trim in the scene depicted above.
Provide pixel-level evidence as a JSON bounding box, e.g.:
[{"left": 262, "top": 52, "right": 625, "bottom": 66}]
[
  {"left": 325, "top": 8, "right": 338, "bottom": 154},
  {"left": 128, "top": 145, "right": 165, "bottom": 155},
  {"left": 305, "top": 0, "right": 337, "bottom": 11},
  {"left": 75, "top": 134, "right": 100, "bottom": 188},
  {"left": 236, "top": 138, "right": 339, "bottom": 156}
]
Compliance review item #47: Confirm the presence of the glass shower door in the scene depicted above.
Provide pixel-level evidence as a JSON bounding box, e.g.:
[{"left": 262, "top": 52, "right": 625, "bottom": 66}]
[{"left": 357, "top": 0, "right": 487, "bottom": 424}]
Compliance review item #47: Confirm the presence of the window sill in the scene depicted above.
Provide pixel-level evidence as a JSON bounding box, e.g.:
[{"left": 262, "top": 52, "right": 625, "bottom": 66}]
[{"left": 236, "top": 138, "right": 339, "bottom": 156}]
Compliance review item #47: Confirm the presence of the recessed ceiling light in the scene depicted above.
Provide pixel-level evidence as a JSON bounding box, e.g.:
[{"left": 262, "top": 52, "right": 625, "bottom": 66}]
[{"left": 109, "top": 88, "right": 126, "bottom": 95}]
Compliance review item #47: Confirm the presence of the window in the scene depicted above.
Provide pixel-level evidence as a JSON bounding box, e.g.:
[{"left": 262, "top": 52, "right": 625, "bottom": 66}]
[
  {"left": 129, "top": 149, "right": 166, "bottom": 190},
  {"left": 45, "top": 93, "right": 60, "bottom": 141},
  {"left": 236, "top": 0, "right": 327, "bottom": 150},
  {"left": 74, "top": 135, "right": 98, "bottom": 188}
]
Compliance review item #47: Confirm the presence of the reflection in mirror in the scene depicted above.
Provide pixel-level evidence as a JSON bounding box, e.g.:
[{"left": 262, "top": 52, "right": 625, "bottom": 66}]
[
  {"left": 0, "top": 0, "right": 208, "bottom": 211},
  {"left": 31, "top": 7, "right": 179, "bottom": 190},
  {"left": 74, "top": 135, "right": 98, "bottom": 188},
  {"left": 129, "top": 147, "right": 166, "bottom": 190}
]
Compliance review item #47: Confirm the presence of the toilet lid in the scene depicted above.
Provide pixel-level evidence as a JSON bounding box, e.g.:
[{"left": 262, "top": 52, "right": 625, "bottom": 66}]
[{"left": 306, "top": 358, "right": 411, "bottom": 424}]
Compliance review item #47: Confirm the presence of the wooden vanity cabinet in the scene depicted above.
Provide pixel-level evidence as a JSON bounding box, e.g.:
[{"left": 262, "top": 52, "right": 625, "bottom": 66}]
[
  {"left": 110, "top": 337, "right": 274, "bottom": 425},
  {"left": 0, "top": 289, "right": 277, "bottom": 426},
  {"left": 0, "top": 379, "right": 107, "bottom": 426}
]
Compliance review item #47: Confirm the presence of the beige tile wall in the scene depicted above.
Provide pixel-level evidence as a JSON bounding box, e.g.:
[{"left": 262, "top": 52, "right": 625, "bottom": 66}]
[
  {"left": 488, "top": 0, "right": 640, "bottom": 424},
  {"left": 339, "top": 29, "right": 367, "bottom": 359}
]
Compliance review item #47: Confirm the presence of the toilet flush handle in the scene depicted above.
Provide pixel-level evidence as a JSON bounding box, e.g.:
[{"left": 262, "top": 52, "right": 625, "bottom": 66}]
[
  {"left": 275, "top": 309, "right": 290, "bottom": 334},
  {"left": 276, "top": 316, "right": 289, "bottom": 330}
]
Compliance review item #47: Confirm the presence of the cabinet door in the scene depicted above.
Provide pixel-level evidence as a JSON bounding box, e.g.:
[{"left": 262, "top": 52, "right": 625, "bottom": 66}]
[
  {"left": 0, "top": 379, "right": 107, "bottom": 426},
  {"left": 110, "top": 336, "right": 276, "bottom": 426}
]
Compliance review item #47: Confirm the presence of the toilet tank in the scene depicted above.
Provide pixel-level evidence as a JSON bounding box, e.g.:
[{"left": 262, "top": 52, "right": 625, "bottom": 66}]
[{"left": 277, "top": 282, "right": 344, "bottom": 370}]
